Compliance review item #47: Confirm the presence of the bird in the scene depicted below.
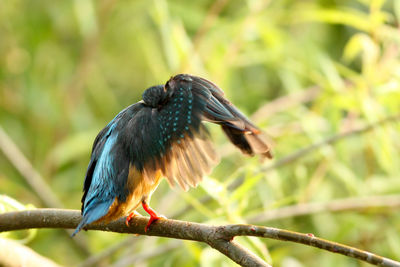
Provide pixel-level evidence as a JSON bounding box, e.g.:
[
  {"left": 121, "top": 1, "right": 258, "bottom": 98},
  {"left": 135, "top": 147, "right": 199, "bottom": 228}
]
[{"left": 72, "top": 74, "right": 272, "bottom": 236}]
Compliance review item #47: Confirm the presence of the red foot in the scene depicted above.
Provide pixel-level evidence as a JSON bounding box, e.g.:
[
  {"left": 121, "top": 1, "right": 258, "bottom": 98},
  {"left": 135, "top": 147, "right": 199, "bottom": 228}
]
[
  {"left": 125, "top": 213, "right": 135, "bottom": 227},
  {"left": 142, "top": 201, "right": 165, "bottom": 232}
]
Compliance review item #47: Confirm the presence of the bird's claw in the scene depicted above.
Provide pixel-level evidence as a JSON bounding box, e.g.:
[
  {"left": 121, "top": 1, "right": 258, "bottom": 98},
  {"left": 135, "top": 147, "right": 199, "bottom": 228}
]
[
  {"left": 145, "top": 214, "right": 166, "bottom": 232},
  {"left": 125, "top": 211, "right": 141, "bottom": 227}
]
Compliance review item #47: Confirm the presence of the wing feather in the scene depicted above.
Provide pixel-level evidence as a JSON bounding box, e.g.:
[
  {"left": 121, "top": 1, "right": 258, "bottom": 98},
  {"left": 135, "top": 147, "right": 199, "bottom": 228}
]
[{"left": 135, "top": 74, "right": 271, "bottom": 190}]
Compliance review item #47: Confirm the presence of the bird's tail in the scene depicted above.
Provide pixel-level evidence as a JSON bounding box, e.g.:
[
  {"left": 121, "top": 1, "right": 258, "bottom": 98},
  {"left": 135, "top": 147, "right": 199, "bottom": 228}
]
[{"left": 71, "top": 198, "right": 113, "bottom": 237}]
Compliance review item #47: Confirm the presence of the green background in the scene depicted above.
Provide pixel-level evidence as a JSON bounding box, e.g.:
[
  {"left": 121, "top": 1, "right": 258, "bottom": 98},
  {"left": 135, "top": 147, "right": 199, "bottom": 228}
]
[{"left": 1, "top": 0, "right": 400, "bottom": 266}]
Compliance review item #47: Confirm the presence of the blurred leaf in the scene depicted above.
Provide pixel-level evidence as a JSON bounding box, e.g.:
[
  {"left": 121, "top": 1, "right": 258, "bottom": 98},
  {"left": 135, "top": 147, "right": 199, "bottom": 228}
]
[
  {"left": 0, "top": 195, "right": 37, "bottom": 243},
  {"left": 343, "top": 33, "right": 365, "bottom": 63},
  {"left": 47, "top": 130, "right": 97, "bottom": 169},
  {"left": 295, "top": 6, "right": 373, "bottom": 32},
  {"left": 230, "top": 172, "right": 263, "bottom": 202},
  {"left": 180, "top": 190, "right": 217, "bottom": 219},
  {"left": 395, "top": 0, "right": 400, "bottom": 23},
  {"left": 200, "top": 176, "right": 228, "bottom": 202}
]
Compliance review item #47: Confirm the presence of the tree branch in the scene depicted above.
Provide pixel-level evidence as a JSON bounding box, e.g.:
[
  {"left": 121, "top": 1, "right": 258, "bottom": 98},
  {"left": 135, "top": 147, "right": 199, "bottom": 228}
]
[{"left": 1, "top": 209, "right": 399, "bottom": 267}]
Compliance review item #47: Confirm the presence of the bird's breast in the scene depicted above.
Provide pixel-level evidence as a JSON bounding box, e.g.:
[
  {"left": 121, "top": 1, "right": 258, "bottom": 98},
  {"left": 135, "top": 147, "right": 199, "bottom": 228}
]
[{"left": 97, "top": 165, "right": 162, "bottom": 223}]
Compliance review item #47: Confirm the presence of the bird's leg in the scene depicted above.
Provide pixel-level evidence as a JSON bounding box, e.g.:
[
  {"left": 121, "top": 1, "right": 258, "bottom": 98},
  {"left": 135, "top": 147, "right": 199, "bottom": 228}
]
[
  {"left": 142, "top": 200, "right": 165, "bottom": 232},
  {"left": 125, "top": 211, "right": 141, "bottom": 226}
]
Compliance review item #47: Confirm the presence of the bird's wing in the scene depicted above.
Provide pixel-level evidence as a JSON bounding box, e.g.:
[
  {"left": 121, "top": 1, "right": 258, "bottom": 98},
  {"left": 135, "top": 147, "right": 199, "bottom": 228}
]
[
  {"left": 133, "top": 74, "right": 272, "bottom": 191},
  {"left": 75, "top": 104, "right": 142, "bottom": 235},
  {"left": 191, "top": 75, "right": 273, "bottom": 158},
  {"left": 81, "top": 119, "right": 118, "bottom": 212},
  {"left": 124, "top": 74, "right": 271, "bottom": 192},
  {"left": 125, "top": 88, "right": 219, "bottom": 191}
]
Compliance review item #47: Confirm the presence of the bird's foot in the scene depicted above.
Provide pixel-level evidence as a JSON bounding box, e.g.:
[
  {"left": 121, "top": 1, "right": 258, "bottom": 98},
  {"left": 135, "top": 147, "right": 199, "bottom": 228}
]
[
  {"left": 125, "top": 211, "right": 141, "bottom": 227},
  {"left": 142, "top": 201, "right": 166, "bottom": 232}
]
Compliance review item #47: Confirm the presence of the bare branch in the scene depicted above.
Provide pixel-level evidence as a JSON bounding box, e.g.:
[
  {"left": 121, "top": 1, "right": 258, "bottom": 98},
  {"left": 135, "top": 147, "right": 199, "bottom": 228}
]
[
  {"left": 248, "top": 194, "right": 400, "bottom": 223},
  {"left": 0, "top": 209, "right": 399, "bottom": 267},
  {"left": 251, "top": 86, "right": 321, "bottom": 122}
]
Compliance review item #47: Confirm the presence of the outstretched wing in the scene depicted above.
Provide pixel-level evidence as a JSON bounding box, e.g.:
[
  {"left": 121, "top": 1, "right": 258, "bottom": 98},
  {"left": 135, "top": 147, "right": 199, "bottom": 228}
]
[
  {"left": 135, "top": 74, "right": 271, "bottom": 191},
  {"left": 126, "top": 78, "right": 219, "bottom": 191},
  {"left": 194, "top": 75, "right": 273, "bottom": 158},
  {"left": 171, "top": 74, "right": 272, "bottom": 158}
]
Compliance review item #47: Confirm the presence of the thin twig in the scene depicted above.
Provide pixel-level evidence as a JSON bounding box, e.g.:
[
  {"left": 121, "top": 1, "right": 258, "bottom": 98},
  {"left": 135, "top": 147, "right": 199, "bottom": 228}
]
[
  {"left": 258, "top": 114, "right": 400, "bottom": 173},
  {"left": 0, "top": 209, "right": 399, "bottom": 267},
  {"left": 251, "top": 86, "right": 321, "bottom": 122},
  {"left": 250, "top": 80, "right": 354, "bottom": 123},
  {"left": 247, "top": 194, "right": 400, "bottom": 223}
]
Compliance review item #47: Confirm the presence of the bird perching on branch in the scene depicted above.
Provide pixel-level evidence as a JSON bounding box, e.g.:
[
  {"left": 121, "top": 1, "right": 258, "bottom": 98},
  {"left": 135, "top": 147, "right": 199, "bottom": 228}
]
[{"left": 73, "top": 74, "right": 272, "bottom": 236}]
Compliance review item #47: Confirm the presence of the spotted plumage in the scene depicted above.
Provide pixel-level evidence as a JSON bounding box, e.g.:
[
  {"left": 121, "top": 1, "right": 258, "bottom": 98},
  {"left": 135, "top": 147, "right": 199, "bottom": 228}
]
[{"left": 72, "top": 74, "right": 272, "bottom": 236}]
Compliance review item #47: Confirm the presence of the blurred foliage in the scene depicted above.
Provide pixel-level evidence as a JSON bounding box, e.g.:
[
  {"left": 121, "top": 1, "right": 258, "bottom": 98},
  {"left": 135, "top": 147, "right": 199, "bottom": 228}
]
[
  {"left": 0, "top": 195, "right": 37, "bottom": 243},
  {"left": 1, "top": 0, "right": 400, "bottom": 266}
]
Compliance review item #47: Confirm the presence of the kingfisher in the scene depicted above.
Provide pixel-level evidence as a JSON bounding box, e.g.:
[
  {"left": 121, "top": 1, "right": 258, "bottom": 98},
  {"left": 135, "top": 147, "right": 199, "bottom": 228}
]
[{"left": 72, "top": 74, "right": 272, "bottom": 236}]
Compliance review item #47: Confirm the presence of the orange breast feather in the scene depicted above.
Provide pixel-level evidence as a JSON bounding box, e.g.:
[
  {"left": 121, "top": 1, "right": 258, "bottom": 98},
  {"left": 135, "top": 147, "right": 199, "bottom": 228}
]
[{"left": 97, "top": 165, "right": 162, "bottom": 223}]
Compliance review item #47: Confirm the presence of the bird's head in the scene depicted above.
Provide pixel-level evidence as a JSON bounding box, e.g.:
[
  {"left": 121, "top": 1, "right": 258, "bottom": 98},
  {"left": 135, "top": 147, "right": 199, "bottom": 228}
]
[
  {"left": 143, "top": 75, "right": 194, "bottom": 108},
  {"left": 142, "top": 85, "right": 170, "bottom": 108}
]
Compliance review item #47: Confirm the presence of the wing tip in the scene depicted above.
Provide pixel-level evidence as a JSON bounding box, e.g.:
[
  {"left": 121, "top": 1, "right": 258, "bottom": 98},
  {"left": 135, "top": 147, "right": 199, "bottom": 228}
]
[{"left": 245, "top": 131, "right": 274, "bottom": 159}]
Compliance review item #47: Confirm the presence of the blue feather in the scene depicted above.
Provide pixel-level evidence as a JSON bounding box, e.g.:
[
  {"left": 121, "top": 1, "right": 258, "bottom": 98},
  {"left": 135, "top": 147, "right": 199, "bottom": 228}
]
[
  {"left": 72, "top": 198, "right": 113, "bottom": 236},
  {"left": 73, "top": 133, "right": 119, "bottom": 235}
]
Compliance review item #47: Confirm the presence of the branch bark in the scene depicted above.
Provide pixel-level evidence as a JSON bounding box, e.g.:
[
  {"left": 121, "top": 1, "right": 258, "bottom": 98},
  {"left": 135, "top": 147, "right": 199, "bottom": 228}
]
[{"left": 1, "top": 209, "right": 399, "bottom": 267}]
